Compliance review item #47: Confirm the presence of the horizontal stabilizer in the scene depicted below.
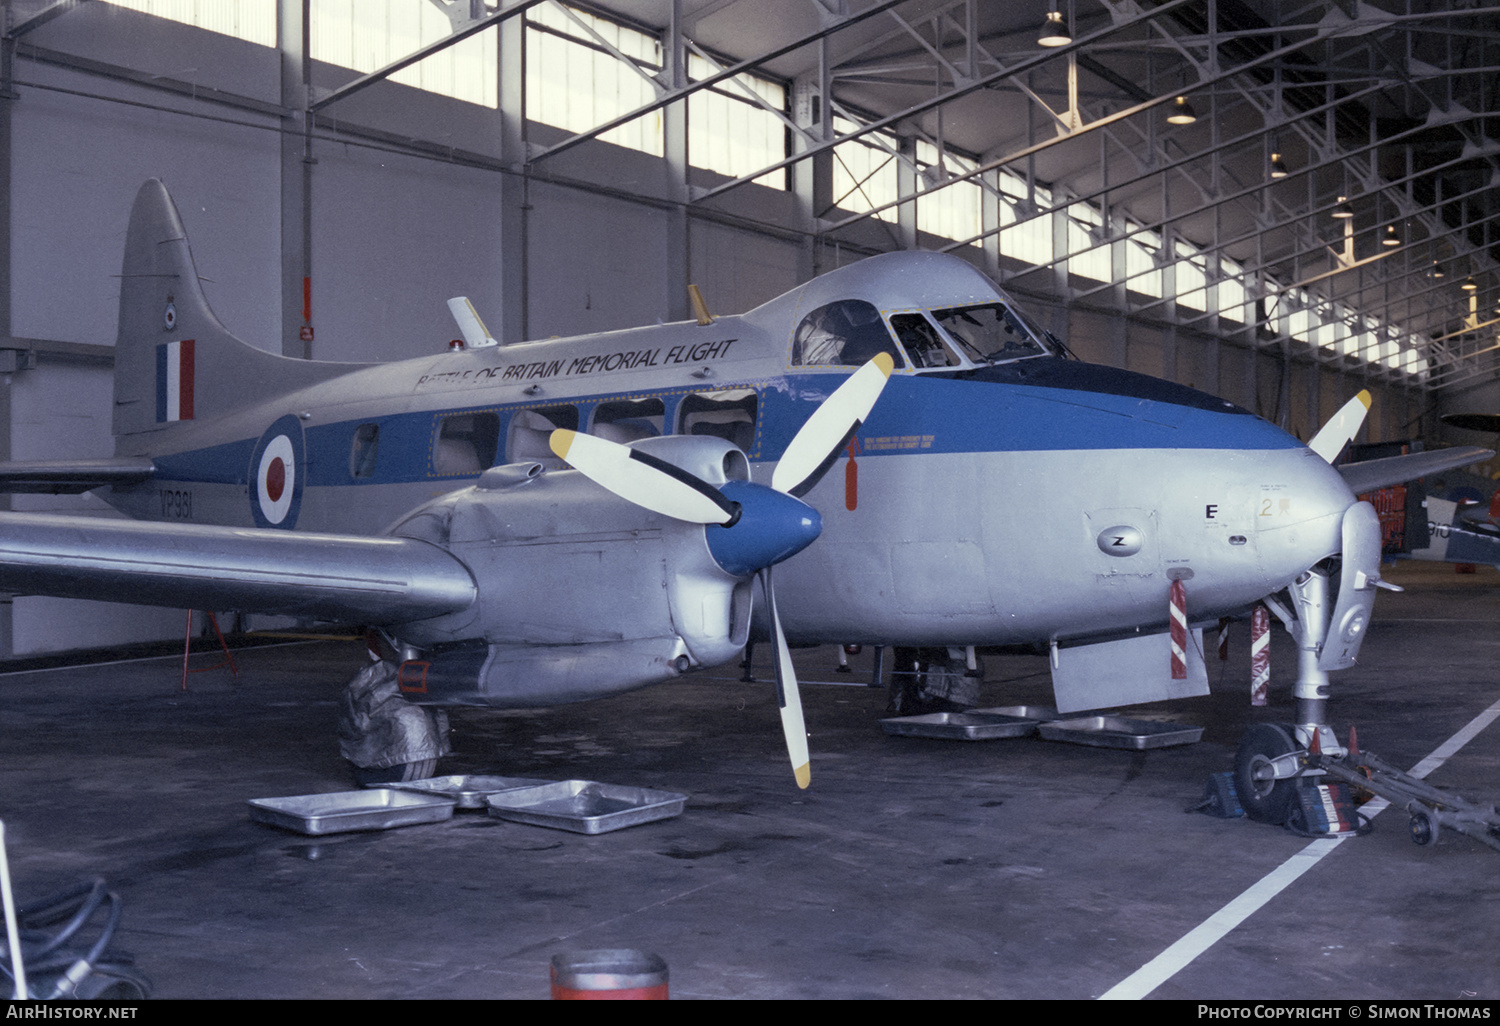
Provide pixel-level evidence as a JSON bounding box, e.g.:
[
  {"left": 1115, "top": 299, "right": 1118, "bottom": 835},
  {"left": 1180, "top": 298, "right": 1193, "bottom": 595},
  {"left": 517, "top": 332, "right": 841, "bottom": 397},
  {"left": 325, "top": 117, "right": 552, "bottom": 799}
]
[
  {"left": 1338, "top": 446, "right": 1494, "bottom": 494},
  {"left": 0, "top": 513, "right": 476, "bottom": 623},
  {"left": 0, "top": 458, "right": 155, "bottom": 494}
]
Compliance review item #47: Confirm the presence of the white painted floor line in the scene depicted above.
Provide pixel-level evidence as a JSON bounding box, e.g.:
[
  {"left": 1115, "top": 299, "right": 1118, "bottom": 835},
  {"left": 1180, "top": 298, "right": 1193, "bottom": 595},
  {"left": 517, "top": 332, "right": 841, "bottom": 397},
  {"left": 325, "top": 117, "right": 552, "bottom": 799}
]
[{"left": 1098, "top": 695, "right": 1500, "bottom": 1001}]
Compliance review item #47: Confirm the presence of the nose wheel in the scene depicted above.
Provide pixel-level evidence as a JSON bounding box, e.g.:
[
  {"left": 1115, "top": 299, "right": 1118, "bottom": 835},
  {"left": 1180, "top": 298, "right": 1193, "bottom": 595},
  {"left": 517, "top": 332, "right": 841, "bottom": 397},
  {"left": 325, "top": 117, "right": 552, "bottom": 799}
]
[{"left": 1234, "top": 723, "right": 1301, "bottom": 824}]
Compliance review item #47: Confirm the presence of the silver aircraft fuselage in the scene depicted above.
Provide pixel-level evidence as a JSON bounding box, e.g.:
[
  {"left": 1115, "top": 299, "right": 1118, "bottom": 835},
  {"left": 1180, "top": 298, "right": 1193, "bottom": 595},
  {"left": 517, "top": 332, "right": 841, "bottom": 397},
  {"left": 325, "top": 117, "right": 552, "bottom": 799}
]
[{"left": 104, "top": 251, "right": 1356, "bottom": 650}]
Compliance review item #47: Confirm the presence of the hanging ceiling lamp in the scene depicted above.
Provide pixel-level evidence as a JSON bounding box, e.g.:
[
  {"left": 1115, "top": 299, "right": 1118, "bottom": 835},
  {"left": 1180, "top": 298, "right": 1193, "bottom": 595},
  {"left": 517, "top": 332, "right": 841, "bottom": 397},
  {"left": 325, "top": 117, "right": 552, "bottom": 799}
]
[
  {"left": 1461, "top": 276, "right": 1478, "bottom": 292},
  {"left": 1166, "top": 96, "right": 1197, "bottom": 125},
  {"left": 1269, "top": 153, "right": 1289, "bottom": 178},
  {"left": 1038, "top": 11, "right": 1071, "bottom": 47},
  {"left": 1382, "top": 225, "right": 1400, "bottom": 247},
  {"left": 1331, "top": 196, "right": 1354, "bottom": 219}
]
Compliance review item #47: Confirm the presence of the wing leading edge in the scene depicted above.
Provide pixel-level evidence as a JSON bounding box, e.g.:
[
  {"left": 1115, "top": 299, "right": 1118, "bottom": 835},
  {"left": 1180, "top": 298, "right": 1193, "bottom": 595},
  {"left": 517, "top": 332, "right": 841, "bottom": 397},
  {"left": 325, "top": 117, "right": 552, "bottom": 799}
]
[
  {"left": 1337, "top": 446, "right": 1494, "bottom": 494},
  {"left": 0, "top": 513, "right": 476, "bottom": 624}
]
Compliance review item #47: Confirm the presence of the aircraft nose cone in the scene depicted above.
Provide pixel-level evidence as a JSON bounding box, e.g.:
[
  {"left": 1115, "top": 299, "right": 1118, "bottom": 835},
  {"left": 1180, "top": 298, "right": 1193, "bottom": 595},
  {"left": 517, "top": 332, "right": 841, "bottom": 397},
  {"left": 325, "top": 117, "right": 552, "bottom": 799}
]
[
  {"left": 705, "top": 481, "right": 823, "bottom": 577},
  {"left": 1262, "top": 451, "right": 1359, "bottom": 535}
]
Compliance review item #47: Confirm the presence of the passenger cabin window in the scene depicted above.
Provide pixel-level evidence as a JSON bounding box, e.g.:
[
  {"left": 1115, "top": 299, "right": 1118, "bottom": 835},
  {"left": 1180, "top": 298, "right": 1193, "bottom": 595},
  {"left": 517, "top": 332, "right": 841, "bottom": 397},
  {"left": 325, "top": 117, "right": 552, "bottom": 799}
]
[
  {"left": 349, "top": 423, "right": 380, "bottom": 479},
  {"left": 791, "top": 299, "right": 906, "bottom": 368},
  {"left": 930, "top": 303, "right": 1050, "bottom": 364},
  {"left": 433, "top": 412, "right": 500, "bottom": 475},
  {"left": 506, "top": 405, "right": 579, "bottom": 462},
  {"left": 680, "top": 389, "right": 758, "bottom": 451},
  {"left": 591, "top": 397, "right": 664, "bottom": 443},
  {"left": 890, "top": 313, "right": 962, "bottom": 369}
]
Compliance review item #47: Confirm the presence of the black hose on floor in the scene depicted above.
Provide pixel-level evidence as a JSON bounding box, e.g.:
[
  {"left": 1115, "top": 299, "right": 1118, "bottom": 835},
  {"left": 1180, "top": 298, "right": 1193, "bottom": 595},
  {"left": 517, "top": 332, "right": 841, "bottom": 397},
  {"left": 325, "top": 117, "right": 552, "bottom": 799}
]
[{"left": 1, "top": 878, "right": 151, "bottom": 999}]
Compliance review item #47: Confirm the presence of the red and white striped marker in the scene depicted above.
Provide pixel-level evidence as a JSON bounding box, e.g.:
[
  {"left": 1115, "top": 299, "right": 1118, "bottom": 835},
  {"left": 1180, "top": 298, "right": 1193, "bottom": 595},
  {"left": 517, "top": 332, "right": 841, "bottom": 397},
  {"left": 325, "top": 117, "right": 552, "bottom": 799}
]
[
  {"left": 1217, "top": 617, "right": 1231, "bottom": 662},
  {"left": 1250, "top": 603, "right": 1270, "bottom": 706},
  {"left": 1169, "top": 579, "right": 1188, "bottom": 680}
]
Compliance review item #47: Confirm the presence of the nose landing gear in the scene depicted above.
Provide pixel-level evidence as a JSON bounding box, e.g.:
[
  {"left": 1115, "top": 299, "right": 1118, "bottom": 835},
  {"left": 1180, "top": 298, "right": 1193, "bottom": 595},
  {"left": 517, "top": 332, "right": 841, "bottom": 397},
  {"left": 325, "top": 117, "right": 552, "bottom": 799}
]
[{"left": 1231, "top": 503, "right": 1500, "bottom": 851}]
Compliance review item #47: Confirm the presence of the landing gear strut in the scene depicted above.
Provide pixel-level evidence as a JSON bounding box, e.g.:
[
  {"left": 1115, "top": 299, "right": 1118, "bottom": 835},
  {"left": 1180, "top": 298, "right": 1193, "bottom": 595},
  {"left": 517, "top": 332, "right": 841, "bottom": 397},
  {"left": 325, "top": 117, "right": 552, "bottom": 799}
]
[{"left": 1235, "top": 564, "right": 1500, "bottom": 849}]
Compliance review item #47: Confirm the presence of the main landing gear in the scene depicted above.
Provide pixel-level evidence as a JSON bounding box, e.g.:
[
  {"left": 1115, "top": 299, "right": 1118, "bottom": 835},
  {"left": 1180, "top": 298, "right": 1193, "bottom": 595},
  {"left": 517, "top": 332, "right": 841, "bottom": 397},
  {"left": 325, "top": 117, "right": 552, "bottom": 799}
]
[{"left": 338, "top": 658, "right": 450, "bottom": 786}]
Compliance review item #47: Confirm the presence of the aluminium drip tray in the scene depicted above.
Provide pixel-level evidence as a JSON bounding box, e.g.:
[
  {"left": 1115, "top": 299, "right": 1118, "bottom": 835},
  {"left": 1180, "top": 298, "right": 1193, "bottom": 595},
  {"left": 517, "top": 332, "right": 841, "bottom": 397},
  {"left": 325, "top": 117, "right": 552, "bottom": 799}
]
[
  {"left": 485, "top": 780, "right": 687, "bottom": 834},
  {"left": 969, "top": 705, "right": 1060, "bottom": 722},
  {"left": 880, "top": 711, "right": 1040, "bottom": 741},
  {"left": 1036, "top": 715, "right": 1204, "bottom": 750},
  {"left": 248, "top": 789, "right": 457, "bottom": 835},
  {"left": 377, "top": 775, "right": 554, "bottom": 810}
]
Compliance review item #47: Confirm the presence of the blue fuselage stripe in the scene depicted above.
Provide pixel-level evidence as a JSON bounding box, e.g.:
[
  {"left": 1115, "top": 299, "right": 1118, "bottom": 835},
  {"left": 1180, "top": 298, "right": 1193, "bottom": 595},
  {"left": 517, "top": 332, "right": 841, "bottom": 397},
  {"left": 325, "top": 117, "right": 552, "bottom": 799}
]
[{"left": 146, "top": 370, "right": 1304, "bottom": 489}]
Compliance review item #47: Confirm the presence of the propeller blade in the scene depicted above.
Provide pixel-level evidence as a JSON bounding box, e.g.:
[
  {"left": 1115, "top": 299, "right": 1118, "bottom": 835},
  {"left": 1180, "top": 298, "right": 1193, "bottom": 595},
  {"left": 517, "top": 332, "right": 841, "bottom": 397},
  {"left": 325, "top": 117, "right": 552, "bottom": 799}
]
[
  {"left": 772, "top": 353, "right": 895, "bottom": 498},
  {"left": 1308, "top": 390, "right": 1371, "bottom": 464},
  {"left": 549, "top": 429, "right": 740, "bottom": 525},
  {"left": 761, "top": 566, "right": 810, "bottom": 789}
]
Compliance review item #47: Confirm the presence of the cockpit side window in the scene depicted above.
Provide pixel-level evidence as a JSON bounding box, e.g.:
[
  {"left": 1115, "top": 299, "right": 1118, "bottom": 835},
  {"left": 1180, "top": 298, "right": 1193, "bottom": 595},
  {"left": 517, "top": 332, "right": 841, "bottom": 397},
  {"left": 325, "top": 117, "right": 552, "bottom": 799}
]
[
  {"left": 791, "top": 300, "right": 907, "bottom": 369},
  {"left": 930, "top": 303, "right": 1050, "bottom": 364},
  {"left": 890, "top": 313, "right": 962, "bottom": 369}
]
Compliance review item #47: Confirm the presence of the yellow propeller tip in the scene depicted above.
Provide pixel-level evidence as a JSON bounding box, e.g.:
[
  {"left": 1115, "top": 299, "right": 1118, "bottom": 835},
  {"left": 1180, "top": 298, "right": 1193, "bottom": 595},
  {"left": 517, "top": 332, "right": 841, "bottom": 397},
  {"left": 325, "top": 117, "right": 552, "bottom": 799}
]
[
  {"left": 1356, "top": 390, "right": 1372, "bottom": 409},
  {"left": 794, "top": 764, "right": 811, "bottom": 789},
  {"left": 872, "top": 352, "right": 895, "bottom": 377},
  {"left": 548, "top": 429, "right": 575, "bottom": 460}
]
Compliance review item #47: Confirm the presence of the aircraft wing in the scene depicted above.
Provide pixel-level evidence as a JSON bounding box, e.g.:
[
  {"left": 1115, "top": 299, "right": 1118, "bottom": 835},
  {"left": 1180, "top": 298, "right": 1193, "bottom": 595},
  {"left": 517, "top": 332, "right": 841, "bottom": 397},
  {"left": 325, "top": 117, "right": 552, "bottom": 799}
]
[
  {"left": 0, "top": 512, "right": 475, "bottom": 624},
  {"left": 0, "top": 458, "right": 155, "bottom": 494},
  {"left": 1337, "top": 446, "right": 1494, "bottom": 494}
]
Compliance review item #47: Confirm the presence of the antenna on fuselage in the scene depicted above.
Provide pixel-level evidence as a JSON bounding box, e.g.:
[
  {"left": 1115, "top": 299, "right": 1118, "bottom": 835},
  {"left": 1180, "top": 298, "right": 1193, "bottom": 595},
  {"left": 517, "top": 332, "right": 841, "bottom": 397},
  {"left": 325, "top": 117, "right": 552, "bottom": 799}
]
[
  {"left": 688, "top": 284, "right": 715, "bottom": 326},
  {"left": 447, "top": 296, "right": 499, "bottom": 348}
]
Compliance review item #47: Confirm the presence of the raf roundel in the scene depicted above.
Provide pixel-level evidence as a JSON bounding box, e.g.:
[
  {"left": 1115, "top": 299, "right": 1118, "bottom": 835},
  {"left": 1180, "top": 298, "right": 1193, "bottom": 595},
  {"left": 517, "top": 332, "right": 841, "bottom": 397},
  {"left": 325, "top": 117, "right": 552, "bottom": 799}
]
[{"left": 248, "top": 415, "right": 306, "bottom": 529}]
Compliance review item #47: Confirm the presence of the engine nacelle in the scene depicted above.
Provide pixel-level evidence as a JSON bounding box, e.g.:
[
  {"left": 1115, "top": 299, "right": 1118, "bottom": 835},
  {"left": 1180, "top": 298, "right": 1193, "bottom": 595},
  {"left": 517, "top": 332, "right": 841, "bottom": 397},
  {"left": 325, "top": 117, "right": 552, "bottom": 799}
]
[{"left": 384, "top": 435, "right": 755, "bottom": 707}]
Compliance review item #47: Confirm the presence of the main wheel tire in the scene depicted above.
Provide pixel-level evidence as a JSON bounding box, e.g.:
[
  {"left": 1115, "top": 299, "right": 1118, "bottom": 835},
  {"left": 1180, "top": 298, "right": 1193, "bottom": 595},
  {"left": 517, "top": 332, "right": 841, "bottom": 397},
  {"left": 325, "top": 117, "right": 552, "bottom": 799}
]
[
  {"left": 349, "top": 758, "right": 438, "bottom": 787},
  {"left": 1235, "top": 724, "right": 1300, "bottom": 825}
]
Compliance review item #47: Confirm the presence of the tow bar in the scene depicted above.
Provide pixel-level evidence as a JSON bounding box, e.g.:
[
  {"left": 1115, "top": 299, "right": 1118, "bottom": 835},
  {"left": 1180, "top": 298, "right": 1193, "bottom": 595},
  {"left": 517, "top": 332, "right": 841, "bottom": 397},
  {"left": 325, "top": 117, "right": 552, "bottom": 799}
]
[{"left": 1309, "top": 748, "right": 1500, "bottom": 852}]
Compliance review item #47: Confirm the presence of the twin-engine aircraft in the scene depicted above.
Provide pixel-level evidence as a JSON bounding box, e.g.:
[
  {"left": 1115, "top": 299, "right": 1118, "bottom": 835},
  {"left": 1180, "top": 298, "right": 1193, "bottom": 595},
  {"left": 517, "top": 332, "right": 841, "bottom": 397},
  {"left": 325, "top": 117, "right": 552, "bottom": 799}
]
[{"left": 0, "top": 179, "right": 1489, "bottom": 795}]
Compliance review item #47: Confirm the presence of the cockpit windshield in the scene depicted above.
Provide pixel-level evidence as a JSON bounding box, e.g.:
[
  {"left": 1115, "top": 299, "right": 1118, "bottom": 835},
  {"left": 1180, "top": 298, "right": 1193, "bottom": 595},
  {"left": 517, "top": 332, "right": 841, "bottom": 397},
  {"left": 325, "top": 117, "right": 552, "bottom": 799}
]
[{"left": 929, "top": 303, "right": 1054, "bottom": 364}]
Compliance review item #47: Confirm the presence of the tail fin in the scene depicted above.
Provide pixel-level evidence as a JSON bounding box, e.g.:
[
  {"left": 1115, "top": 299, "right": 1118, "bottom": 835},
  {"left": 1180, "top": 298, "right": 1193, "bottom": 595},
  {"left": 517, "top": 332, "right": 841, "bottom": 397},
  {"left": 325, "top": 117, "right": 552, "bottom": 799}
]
[{"left": 112, "top": 179, "right": 353, "bottom": 440}]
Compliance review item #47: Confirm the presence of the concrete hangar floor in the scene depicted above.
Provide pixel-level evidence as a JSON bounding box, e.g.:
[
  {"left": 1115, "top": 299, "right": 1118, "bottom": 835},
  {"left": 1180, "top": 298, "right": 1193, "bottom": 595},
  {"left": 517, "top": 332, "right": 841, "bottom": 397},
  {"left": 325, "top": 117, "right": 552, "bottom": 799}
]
[{"left": 1, "top": 561, "right": 1496, "bottom": 1001}]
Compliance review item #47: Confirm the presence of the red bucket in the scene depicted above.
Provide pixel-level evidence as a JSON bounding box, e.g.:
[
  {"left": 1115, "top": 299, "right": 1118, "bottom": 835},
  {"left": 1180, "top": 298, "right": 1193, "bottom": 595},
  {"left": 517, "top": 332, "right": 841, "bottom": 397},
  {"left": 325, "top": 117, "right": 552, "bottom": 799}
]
[{"left": 550, "top": 950, "right": 668, "bottom": 1000}]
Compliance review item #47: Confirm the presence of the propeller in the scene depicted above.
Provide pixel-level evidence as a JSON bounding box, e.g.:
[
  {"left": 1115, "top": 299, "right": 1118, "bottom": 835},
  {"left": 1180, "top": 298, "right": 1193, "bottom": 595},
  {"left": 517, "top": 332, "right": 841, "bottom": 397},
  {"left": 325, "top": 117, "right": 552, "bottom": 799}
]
[
  {"left": 550, "top": 354, "right": 895, "bottom": 788},
  {"left": 1307, "top": 390, "right": 1371, "bottom": 464},
  {"left": 774, "top": 353, "right": 895, "bottom": 496}
]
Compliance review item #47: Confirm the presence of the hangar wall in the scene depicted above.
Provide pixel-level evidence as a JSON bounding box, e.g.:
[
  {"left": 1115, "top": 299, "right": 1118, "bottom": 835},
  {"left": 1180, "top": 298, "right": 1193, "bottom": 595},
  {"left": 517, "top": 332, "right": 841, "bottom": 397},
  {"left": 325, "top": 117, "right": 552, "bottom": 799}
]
[{"left": 0, "top": 5, "right": 1428, "bottom": 656}]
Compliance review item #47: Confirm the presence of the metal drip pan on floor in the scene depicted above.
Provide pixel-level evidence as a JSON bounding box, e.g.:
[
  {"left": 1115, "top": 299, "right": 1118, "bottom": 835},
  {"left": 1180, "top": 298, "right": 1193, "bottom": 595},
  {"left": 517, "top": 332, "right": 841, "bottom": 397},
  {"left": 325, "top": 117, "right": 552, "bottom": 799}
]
[
  {"left": 485, "top": 780, "right": 686, "bottom": 834},
  {"left": 248, "top": 789, "right": 457, "bottom": 835},
  {"left": 1036, "top": 715, "right": 1203, "bottom": 750},
  {"left": 969, "top": 705, "right": 1060, "bottom": 722},
  {"left": 378, "top": 775, "right": 553, "bottom": 810},
  {"left": 879, "top": 711, "right": 1039, "bottom": 740}
]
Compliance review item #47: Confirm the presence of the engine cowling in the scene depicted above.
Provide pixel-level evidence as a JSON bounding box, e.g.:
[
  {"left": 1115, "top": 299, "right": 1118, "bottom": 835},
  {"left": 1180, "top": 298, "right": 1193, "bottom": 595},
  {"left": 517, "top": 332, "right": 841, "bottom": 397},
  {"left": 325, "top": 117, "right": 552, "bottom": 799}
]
[{"left": 384, "top": 435, "right": 756, "bottom": 707}]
